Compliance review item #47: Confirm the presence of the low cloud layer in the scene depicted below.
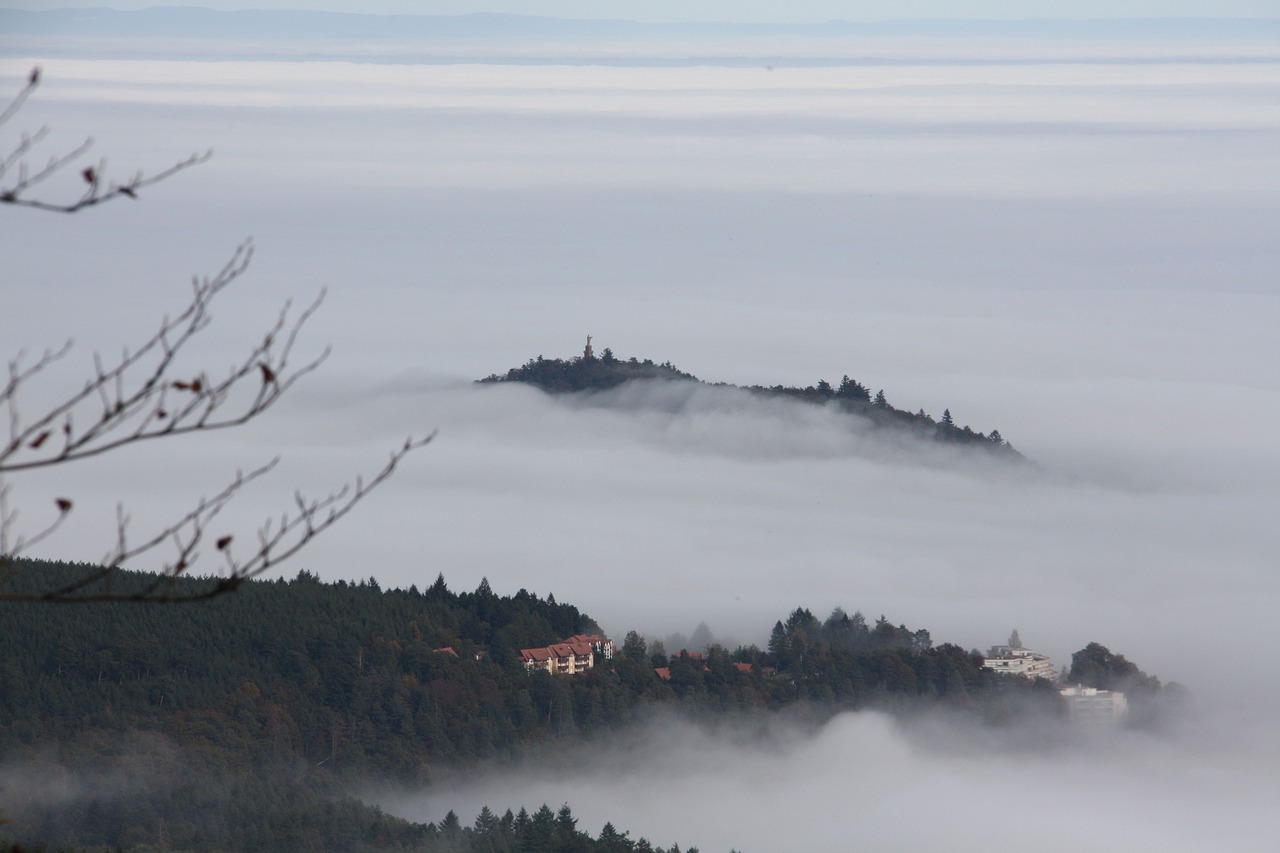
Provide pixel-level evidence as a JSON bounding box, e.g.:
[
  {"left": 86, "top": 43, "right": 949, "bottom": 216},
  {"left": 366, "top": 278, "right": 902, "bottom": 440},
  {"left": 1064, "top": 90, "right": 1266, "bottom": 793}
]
[
  {"left": 3, "top": 28, "right": 1278, "bottom": 850},
  {"left": 17, "top": 375, "right": 1276, "bottom": 704},
  {"left": 4, "top": 34, "right": 1277, "bottom": 693},
  {"left": 385, "top": 707, "right": 1280, "bottom": 853}
]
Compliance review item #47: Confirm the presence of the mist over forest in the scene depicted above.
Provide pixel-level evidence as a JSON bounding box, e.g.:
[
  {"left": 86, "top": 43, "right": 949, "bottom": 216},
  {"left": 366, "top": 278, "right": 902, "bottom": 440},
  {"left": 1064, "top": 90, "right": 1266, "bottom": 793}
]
[{"left": 2, "top": 4, "right": 1278, "bottom": 851}]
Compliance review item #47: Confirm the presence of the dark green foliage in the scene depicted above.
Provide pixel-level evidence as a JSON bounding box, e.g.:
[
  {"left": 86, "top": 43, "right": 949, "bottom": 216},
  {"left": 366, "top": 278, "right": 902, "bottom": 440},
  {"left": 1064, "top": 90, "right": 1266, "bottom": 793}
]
[
  {"left": 1, "top": 796, "right": 697, "bottom": 853},
  {"left": 838, "top": 375, "right": 870, "bottom": 401},
  {"left": 1, "top": 560, "right": 1145, "bottom": 851},
  {"left": 0, "top": 563, "right": 721, "bottom": 853},
  {"left": 1067, "top": 641, "right": 1179, "bottom": 728},
  {"left": 478, "top": 346, "right": 1022, "bottom": 459},
  {"left": 478, "top": 353, "right": 695, "bottom": 393},
  {"left": 0, "top": 561, "right": 603, "bottom": 773},
  {"left": 1067, "top": 642, "right": 1157, "bottom": 692}
]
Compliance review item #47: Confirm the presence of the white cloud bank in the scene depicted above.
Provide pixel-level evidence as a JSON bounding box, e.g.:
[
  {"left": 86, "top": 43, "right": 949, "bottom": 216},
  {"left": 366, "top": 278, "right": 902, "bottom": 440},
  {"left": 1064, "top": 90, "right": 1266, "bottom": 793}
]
[
  {"left": 2, "top": 27, "right": 1278, "bottom": 850},
  {"left": 385, "top": 708, "right": 1280, "bottom": 853},
  {"left": 4, "top": 22, "right": 1276, "bottom": 685}
]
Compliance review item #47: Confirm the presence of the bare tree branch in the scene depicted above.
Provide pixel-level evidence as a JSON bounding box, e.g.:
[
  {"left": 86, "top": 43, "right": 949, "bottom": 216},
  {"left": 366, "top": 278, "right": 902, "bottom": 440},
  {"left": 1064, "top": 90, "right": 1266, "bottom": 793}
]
[
  {"left": 0, "top": 68, "right": 435, "bottom": 602},
  {"left": 0, "top": 429, "right": 433, "bottom": 603},
  {"left": 0, "top": 242, "right": 331, "bottom": 473},
  {"left": 1, "top": 65, "right": 210, "bottom": 213},
  {"left": 0, "top": 67, "right": 39, "bottom": 128},
  {"left": 0, "top": 480, "right": 73, "bottom": 560},
  {"left": 0, "top": 243, "right": 435, "bottom": 601}
]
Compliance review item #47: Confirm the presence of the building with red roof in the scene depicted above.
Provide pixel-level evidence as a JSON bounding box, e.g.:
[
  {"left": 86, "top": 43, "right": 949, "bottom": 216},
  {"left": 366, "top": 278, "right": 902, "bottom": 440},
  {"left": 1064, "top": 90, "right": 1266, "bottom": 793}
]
[
  {"left": 520, "top": 637, "right": 609, "bottom": 675},
  {"left": 565, "top": 633, "right": 615, "bottom": 660}
]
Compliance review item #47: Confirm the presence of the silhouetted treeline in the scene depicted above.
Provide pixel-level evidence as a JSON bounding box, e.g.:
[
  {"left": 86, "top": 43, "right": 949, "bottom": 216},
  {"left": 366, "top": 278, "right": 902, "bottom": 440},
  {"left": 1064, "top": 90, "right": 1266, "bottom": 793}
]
[
  {"left": 478, "top": 346, "right": 1020, "bottom": 457},
  {"left": 3, "top": 789, "right": 697, "bottom": 853},
  {"left": 479, "top": 349, "right": 695, "bottom": 392},
  {"left": 628, "top": 606, "right": 1062, "bottom": 722}
]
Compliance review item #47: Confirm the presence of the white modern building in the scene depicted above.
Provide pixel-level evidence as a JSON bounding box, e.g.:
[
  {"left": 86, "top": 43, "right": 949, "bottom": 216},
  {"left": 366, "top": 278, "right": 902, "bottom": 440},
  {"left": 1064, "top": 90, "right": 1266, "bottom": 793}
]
[
  {"left": 982, "top": 644, "right": 1057, "bottom": 681},
  {"left": 1060, "top": 686, "right": 1128, "bottom": 725}
]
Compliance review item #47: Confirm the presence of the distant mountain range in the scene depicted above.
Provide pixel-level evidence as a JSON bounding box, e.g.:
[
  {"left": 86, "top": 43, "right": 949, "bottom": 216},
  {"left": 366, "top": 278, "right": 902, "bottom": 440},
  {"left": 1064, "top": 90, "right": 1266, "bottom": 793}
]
[
  {"left": 3, "top": 8, "right": 1275, "bottom": 42},
  {"left": 5, "top": 8, "right": 1274, "bottom": 65}
]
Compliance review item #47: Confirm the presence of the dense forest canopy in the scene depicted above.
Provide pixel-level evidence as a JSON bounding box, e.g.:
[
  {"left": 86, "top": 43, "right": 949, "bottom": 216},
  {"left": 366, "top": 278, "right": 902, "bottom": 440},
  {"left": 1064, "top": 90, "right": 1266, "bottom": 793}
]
[
  {"left": 479, "top": 343, "right": 1021, "bottom": 458},
  {"left": 1, "top": 560, "right": 1177, "bottom": 851}
]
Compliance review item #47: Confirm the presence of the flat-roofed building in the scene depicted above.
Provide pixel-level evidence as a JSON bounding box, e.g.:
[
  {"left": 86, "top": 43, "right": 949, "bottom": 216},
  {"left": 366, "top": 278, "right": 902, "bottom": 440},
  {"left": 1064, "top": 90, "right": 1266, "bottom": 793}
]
[
  {"left": 982, "top": 644, "right": 1056, "bottom": 681},
  {"left": 1060, "top": 686, "right": 1128, "bottom": 725}
]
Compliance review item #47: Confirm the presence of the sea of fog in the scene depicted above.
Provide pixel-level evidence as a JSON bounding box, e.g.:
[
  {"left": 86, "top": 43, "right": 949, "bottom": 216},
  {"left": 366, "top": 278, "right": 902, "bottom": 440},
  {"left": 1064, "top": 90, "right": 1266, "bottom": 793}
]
[
  {"left": 2, "top": 25, "right": 1278, "bottom": 850},
  {"left": 379, "top": 708, "right": 1280, "bottom": 853}
]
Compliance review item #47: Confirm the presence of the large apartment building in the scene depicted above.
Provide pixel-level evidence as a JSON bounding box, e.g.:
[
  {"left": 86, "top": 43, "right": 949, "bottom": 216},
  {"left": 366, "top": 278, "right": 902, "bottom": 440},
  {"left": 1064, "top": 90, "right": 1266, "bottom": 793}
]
[
  {"left": 1059, "top": 686, "right": 1129, "bottom": 724},
  {"left": 982, "top": 643, "right": 1057, "bottom": 680},
  {"left": 520, "top": 633, "right": 614, "bottom": 675}
]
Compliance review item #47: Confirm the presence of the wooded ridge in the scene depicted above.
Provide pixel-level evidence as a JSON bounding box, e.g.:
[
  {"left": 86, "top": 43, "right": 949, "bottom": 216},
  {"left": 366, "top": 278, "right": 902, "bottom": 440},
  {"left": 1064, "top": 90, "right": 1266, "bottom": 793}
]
[
  {"left": 479, "top": 344, "right": 1022, "bottom": 459},
  {"left": 0, "top": 560, "right": 1175, "bottom": 851}
]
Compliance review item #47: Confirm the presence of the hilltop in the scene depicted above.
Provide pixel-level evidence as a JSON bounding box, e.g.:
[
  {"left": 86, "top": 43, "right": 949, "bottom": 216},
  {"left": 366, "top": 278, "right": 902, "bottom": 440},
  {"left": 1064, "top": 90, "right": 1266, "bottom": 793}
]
[{"left": 479, "top": 340, "right": 1022, "bottom": 459}]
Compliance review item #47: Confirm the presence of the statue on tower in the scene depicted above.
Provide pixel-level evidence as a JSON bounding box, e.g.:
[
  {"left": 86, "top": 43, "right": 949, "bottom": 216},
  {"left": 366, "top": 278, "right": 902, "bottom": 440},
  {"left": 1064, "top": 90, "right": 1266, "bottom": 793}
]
[{"left": 583, "top": 335, "right": 595, "bottom": 360}]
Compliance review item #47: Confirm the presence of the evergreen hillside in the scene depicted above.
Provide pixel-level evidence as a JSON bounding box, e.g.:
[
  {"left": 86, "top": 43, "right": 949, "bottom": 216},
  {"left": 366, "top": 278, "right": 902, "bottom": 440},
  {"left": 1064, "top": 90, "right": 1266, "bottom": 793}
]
[{"left": 0, "top": 560, "right": 1170, "bottom": 851}]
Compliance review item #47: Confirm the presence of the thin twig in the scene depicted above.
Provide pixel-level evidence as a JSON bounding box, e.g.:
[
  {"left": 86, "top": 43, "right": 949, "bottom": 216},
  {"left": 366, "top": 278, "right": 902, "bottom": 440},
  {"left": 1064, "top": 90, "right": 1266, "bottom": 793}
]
[
  {"left": 0, "top": 68, "right": 434, "bottom": 603},
  {"left": 1, "top": 65, "right": 210, "bottom": 212},
  {"left": 0, "top": 434, "right": 434, "bottom": 603}
]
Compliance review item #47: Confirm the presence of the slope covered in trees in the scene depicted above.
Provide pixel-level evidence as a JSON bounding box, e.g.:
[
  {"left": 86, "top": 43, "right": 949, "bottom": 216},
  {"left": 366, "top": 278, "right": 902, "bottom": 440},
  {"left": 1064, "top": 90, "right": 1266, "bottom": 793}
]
[
  {"left": 479, "top": 344, "right": 1021, "bottom": 458},
  {"left": 1, "top": 560, "right": 1173, "bottom": 851}
]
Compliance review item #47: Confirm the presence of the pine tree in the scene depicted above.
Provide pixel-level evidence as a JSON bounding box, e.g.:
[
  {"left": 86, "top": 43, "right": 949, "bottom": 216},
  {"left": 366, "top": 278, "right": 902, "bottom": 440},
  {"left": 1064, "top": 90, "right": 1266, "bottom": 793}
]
[
  {"left": 767, "top": 620, "right": 788, "bottom": 662},
  {"left": 837, "top": 375, "right": 870, "bottom": 401}
]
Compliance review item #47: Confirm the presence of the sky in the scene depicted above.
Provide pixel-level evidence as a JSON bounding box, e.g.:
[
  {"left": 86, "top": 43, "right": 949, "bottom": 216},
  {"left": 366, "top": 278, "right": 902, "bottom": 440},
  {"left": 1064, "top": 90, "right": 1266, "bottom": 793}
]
[
  {"left": 9, "top": 0, "right": 1280, "bottom": 19},
  {"left": 3, "top": 7, "right": 1280, "bottom": 851}
]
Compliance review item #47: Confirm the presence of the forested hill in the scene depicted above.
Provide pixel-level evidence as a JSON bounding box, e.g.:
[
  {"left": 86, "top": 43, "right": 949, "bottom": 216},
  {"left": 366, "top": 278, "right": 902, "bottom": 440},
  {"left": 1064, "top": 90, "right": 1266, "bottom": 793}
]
[
  {"left": 1, "top": 560, "right": 1175, "bottom": 852},
  {"left": 2, "top": 561, "right": 702, "bottom": 852},
  {"left": 478, "top": 344, "right": 1022, "bottom": 459}
]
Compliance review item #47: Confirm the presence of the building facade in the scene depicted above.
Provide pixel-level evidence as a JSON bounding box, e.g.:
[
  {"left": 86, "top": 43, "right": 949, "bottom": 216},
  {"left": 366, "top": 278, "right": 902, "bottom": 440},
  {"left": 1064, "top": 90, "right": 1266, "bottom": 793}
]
[
  {"left": 1059, "top": 686, "right": 1128, "bottom": 724},
  {"left": 566, "top": 633, "right": 614, "bottom": 660},
  {"left": 982, "top": 644, "right": 1057, "bottom": 680},
  {"left": 520, "top": 635, "right": 613, "bottom": 675}
]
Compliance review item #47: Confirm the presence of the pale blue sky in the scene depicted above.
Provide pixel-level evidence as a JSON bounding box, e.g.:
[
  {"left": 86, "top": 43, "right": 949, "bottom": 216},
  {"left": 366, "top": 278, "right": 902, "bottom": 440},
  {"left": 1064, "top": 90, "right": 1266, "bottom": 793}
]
[{"left": 12, "top": 0, "right": 1280, "bottom": 19}]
